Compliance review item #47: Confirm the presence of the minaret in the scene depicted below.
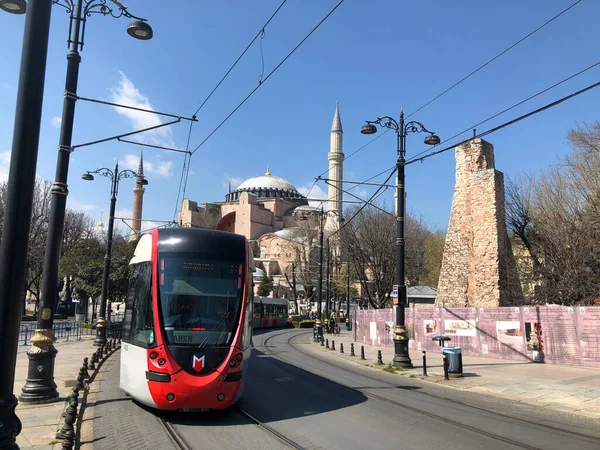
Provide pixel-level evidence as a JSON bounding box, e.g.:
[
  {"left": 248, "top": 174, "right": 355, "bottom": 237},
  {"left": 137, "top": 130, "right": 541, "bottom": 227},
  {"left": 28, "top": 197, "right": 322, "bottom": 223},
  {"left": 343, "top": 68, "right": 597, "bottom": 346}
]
[
  {"left": 325, "top": 101, "right": 344, "bottom": 233},
  {"left": 131, "top": 149, "right": 145, "bottom": 241}
]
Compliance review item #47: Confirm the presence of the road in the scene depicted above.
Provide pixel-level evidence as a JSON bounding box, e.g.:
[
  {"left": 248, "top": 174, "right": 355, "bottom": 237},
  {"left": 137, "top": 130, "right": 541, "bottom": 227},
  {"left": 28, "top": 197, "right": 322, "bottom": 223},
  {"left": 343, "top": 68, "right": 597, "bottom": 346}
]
[{"left": 162, "top": 328, "right": 600, "bottom": 450}]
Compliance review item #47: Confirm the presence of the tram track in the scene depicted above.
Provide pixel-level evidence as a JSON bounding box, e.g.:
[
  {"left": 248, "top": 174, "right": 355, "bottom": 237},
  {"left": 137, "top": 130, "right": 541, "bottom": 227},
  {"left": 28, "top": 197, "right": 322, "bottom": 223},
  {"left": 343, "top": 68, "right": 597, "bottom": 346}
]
[
  {"left": 235, "top": 406, "right": 307, "bottom": 450},
  {"left": 158, "top": 415, "right": 194, "bottom": 450},
  {"left": 258, "top": 330, "right": 600, "bottom": 450}
]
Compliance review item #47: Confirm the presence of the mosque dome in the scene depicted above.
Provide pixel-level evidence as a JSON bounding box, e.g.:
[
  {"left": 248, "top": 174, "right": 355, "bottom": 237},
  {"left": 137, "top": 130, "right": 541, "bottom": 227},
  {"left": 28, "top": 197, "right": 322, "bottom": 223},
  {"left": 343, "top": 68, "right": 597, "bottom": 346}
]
[{"left": 225, "top": 166, "right": 308, "bottom": 204}]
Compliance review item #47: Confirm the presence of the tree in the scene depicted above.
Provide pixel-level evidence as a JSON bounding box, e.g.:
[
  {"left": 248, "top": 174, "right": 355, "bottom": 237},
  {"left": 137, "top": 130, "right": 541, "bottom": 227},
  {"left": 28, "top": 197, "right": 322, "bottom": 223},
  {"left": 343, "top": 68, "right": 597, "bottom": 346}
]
[
  {"left": 506, "top": 122, "right": 600, "bottom": 305},
  {"left": 60, "top": 238, "right": 104, "bottom": 320},
  {"left": 340, "top": 203, "right": 439, "bottom": 308},
  {"left": 422, "top": 230, "right": 446, "bottom": 288},
  {"left": 283, "top": 262, "right": 299, "bottom": 314},
  {"left": 281, "top": 216, "right": 321, "bottom": 303},
  {"left": 257, "top": 271, "right": 273, "bottom": 297},
  {"left": 24, "top": 178, "right": 52, "bottom": 310}
]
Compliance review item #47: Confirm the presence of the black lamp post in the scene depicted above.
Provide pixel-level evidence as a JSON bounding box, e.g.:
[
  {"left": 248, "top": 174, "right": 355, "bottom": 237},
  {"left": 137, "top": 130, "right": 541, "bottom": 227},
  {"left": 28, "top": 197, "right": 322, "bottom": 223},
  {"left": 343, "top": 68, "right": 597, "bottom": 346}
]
[
  {"left": 325, "top": 242, "right": 331, "bottom": 324},
  {"left": 0, "top": 0, "right": 52, "bottom": 445},
  {"left": 83, "top": 162, "right": 146, "bottom": 346},
  {"left": 315, "top": 207, "right": 325, "bottom": 342},
  {"left": 20, "top": 0, "right": 153, "bottom": 404},
  {"left": 361, "top": 111, "right": 440, "bottom": 368},
  {"left": 346, "top": 262, "right": 351, "bottom": 330}
]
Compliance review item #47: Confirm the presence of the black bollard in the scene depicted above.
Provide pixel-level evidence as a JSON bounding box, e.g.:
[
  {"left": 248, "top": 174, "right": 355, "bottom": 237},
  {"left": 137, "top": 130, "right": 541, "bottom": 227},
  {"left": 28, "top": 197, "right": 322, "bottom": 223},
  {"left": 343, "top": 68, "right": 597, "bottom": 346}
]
[
  {"left": 320, "top": 336, "right": 324, "bottom": 346},
  {"left": 89, "top": 354, "right": 96, "bottom": 371},
  {"left": 83, "top": 357, "right": 90, "bottom": 379},
  {"left": 350, "top": 343, "right": 355, "bottom": 356},
  {"left": 443, "top": 354, "right": 449, "bottom": 380},
  {"left": 75, "top": 371, "right": 85, "bottom": 393},
  {"left": 326, "top": 339, "right": 329, "bottom": 349},
  {"left": 331, "top": 340, "right": 335, "bottom": 351},
  {"left": 377, "top": 350, "right": 383, "bottom": 365},
  {"left": 57, "top": 397, "right": 78, "bottom": 441},
  {"left": 340, "top": 343, "right": 344, "bottom": 354},
  {"left": 360, "top": 345, "right": 365, "bottom": 360},
  {"left": 422, "top": 351, "right": 427, "bottom": 377},
  {"left": 60, "top": 388, "right": 78, "bottom": 420}
]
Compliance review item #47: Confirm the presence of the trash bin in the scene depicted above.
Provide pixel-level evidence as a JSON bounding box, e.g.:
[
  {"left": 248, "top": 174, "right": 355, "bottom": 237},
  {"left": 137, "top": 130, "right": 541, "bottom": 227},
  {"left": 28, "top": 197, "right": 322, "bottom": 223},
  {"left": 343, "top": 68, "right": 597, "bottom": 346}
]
[{"left": 442, "top": 347, "right": 463, "bottom": 378}]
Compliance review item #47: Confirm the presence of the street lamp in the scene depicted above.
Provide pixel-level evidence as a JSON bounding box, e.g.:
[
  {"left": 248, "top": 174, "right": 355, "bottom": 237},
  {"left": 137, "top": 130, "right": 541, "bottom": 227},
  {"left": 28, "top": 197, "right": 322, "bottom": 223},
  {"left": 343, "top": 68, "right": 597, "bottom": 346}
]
[
  {"left": 0, "top": 0, "right": 53, "bottom": 444},
  {"left": 20, "top": 0, "right": 153, "bottom": 404},
  {"left": 361, "top": 111, "right": 440, "bottom": 368},
  {"left": 0, "top": 0, "right": 26, "bottom": 14},
  {"left": 82, "top": 162, "right": 147, "bottom": 346}
]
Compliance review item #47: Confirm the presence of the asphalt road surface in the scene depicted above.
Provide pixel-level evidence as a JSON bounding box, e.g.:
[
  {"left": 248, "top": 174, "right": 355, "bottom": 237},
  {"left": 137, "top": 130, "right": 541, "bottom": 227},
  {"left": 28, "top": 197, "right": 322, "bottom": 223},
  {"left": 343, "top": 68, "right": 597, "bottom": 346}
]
[{"left": 160, "top": 328, "right": 600, "bottom": 450}]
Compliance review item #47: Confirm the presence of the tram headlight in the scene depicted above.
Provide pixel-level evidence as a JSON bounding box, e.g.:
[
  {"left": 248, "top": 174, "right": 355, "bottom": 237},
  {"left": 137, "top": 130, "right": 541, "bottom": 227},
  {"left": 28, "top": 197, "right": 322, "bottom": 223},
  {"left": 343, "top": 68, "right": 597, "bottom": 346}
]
[
  {"left": 217, "top": 393, "right": 225, "bottom": 402},
  {"left": 158, "top": 358, "right": 166, "bottom": 366},
  {"left": 149, "top": 351, "right": 158, "bottom": 359},
  {"left": 229, "top": 359, "right": 236, "bottom": 367},
  {"left": 166, "top": 393, "right": 175, "bottom": 402},
  {"left": 235, "top": 353, "right": 243, "bottom": 362}
]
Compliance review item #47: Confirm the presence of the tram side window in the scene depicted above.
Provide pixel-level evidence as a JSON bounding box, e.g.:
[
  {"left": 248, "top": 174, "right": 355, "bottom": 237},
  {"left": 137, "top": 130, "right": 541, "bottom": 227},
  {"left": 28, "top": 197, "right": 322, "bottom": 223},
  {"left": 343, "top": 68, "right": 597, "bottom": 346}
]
[
  {"left": 253, "top": 301, "right": 262, "bottom": 320},
  {"left": 123, "top": 262, "right": 155, "bottom": 348},
  {"left": 277, "top": 305, "right": 286, "bottom": 319}
]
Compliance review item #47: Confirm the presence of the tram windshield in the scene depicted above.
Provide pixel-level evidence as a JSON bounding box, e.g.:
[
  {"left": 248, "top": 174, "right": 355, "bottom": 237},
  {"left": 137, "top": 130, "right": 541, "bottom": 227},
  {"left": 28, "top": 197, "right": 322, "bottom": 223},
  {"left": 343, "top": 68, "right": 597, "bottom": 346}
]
[{"left": 158, "top": 255, "right": 244, "bottom": 347}]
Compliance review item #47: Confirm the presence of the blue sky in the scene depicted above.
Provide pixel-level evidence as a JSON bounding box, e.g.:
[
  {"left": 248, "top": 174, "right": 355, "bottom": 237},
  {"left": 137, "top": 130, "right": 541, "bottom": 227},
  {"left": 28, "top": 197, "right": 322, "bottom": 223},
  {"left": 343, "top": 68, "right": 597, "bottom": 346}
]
[{"left": 1, "top": 0, "right": 599, "bottom": 233}]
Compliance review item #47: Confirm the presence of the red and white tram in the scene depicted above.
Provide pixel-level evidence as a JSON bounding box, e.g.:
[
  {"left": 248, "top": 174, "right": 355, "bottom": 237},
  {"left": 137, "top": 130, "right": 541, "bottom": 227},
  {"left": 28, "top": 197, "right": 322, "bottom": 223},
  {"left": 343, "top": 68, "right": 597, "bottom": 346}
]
[{"left": 119, "top": 228, "right": 254, "bottom": 411}]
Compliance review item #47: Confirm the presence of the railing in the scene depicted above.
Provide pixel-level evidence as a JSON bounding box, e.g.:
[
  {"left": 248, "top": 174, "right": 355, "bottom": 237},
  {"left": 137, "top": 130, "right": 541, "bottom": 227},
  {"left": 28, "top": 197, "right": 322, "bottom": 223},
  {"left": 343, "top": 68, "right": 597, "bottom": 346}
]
[{"left": 19, "top": 321, "right": 83, "bottom": 346}]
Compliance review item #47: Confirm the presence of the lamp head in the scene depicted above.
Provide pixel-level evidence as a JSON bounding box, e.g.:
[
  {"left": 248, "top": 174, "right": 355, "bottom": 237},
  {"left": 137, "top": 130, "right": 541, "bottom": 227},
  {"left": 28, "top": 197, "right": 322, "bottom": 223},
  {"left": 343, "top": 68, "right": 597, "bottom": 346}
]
[
  {"left": 0, "top": 0, "right": 26, "bottom": 14},
  {"left": 127, "top": 20, "right": 153, "bottom": 40},
  {"left": 140, "top": 178, "right": 149, "bottom": 186},
  {"left": 82, "top": 173, "right": 94, "bottom": 181},
  {"left": 360, "top": 123, "right": 377, "bottom": 135},
  {"left": 424, "top": 134, "right": 440, "bottom": 145}
]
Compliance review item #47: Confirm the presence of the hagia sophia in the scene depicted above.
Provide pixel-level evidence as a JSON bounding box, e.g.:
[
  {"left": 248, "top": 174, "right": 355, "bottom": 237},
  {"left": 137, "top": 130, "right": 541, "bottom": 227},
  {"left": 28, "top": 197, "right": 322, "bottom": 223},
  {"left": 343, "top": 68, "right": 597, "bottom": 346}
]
[{"left": 176, "top": 102, "right": 345, "bottom": 299}]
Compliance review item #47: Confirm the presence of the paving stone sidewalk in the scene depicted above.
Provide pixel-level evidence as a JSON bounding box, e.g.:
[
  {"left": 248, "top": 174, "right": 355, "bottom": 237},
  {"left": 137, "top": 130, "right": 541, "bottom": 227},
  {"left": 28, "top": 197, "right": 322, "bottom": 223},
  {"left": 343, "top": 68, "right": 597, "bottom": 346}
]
[
  {"left": 79, "top": 350, "right": 178, "bottom": 450},
  {"left": 313, "top": 329, "right": 600, "bottom": 420},
  {"left": 13, "top": 336, "right": 97, "bottom": 450}
]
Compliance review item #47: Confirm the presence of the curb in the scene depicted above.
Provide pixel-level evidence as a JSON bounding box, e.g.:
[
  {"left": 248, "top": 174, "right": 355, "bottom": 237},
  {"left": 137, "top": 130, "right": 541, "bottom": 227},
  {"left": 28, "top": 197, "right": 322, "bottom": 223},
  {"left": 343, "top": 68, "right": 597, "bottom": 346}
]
[
  {"left": 53, "top": 338, "right": 122, "bottom": 450},
  {"left": 307, "top": 336, "right": 600, "bottom": 421}
]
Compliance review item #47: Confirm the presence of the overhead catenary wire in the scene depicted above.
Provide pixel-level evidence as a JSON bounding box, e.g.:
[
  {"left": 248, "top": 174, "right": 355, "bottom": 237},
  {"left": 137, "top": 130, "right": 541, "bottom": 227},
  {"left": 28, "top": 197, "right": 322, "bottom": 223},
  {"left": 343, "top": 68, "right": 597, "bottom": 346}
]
[
  {"left": 313, "top": 0, "right": 583, "bottom": 172},
  {"left": 322, "top": 79, "right": 600, "bottom": 238},
  {"left": 408, "top": 59, "right": 600, "bottom": 162},
  {"left": 406, "top": 0, "right": 583, "bottom": 118},
  {"left": 191, "top": 0, "right": 347, "bottom": 155},
  {"left": 191, "top": 0, "right": 288, "bottom": 118},
  {"left": 406, "top": 80, "right": 600, "bottom": 166},
  {"left": 173, "top": 113, "right": 197, "bottom": 222}
]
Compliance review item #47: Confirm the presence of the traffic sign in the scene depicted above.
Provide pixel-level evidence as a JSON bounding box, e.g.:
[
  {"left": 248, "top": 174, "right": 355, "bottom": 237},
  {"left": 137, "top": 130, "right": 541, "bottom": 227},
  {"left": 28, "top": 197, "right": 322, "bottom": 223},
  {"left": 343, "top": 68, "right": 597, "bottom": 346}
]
[{"left": 392, "top": 285, "right": 398, "bottom": 298}]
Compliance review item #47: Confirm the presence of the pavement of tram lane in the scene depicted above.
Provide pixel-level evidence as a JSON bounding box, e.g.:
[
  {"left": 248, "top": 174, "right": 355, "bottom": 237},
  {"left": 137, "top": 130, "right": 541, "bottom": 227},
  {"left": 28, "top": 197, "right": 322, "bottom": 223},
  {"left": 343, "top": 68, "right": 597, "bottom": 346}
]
[
  {"left": 311, "top": 328, "right": 600, "bottom": 421},
  {"left": 13, "top": 335, "right": 97, "bottom": 450},
  {"left": 79, "top": 354, "right": 180, "bottom": 450}
]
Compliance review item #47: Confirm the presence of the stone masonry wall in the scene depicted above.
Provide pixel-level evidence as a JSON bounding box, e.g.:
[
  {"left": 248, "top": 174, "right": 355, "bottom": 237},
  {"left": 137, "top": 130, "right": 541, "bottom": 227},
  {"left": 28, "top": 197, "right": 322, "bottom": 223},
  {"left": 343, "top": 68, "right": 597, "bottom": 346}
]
[{"left": 436, "top": 139, "right": 524, "bottom": 307}]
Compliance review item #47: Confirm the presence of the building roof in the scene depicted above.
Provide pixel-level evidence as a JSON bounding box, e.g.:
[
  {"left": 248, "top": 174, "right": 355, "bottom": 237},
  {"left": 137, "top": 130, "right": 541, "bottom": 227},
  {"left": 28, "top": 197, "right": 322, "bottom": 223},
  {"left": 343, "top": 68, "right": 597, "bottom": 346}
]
[
  {"left": 407, "top": 286, "right": 437, "bottom": 298},
  {"left": 331, "top": 100, "right": 342, "bottom": 133},
  {"left": 235, "top": 167, "right": 300, "bottom": 195}
]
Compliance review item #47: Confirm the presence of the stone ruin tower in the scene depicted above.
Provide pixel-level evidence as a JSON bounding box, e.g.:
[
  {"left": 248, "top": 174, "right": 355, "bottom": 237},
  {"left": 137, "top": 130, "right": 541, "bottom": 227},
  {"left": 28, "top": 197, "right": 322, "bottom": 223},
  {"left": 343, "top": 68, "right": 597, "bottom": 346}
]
[{"left": 435, "top": 138, "right": 524, "bottom": 307}]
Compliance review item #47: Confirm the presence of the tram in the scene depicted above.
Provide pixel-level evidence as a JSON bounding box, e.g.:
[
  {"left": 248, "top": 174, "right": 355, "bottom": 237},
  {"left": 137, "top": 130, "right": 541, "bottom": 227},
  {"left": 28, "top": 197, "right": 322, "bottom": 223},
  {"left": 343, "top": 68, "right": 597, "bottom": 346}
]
[
  {"left": 119, "top": 228, "right": 254, "bottom": 411},
  {"left": 253, "top": 297, "right": 288, "bottom": 328}
]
